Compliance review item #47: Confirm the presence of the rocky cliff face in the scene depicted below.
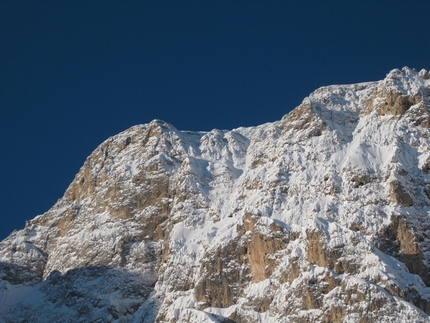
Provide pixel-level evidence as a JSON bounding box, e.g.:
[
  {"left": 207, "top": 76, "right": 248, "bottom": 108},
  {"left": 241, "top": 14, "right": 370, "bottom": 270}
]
[{"left": 1, "top": 67, "right": 430, "bottom": 322}]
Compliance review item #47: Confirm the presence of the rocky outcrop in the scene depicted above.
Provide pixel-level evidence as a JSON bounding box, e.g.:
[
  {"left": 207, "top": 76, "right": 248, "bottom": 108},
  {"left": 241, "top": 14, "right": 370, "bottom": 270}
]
[
  {"left": 280, "top": 98, "right": 325, "bottom": 137},
  {"left": 377, "top": 215, "right": 429, "bottom": 286},
  {"left": 195, "top": 213, "right": 289, "bottom": 309},
  {"left": 389, "top": 180, "right": 414, "bottom": 206},
  {"left": 363, "top": 67, "right": 429, "bottom": 117},
  {"left": 195, "top": 237, "right": 249, "bottom": 308}
]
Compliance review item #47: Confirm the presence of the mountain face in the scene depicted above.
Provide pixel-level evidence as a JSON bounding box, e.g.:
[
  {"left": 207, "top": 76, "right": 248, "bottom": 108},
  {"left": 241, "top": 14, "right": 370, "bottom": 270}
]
[{"left": 1, "top": 67, "right": 430, "bottom": 323}]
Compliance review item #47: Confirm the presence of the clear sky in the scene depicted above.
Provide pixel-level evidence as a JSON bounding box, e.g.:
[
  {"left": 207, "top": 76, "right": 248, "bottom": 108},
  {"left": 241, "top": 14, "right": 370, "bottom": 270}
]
[{"left": 1, "top": 1, "right": 430, "bottom": 240}]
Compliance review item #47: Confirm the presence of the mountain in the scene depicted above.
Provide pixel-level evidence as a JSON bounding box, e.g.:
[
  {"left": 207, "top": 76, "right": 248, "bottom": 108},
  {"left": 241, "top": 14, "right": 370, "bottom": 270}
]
[{"left": 1, "top": 67, "right": 430, "bottom": 323}]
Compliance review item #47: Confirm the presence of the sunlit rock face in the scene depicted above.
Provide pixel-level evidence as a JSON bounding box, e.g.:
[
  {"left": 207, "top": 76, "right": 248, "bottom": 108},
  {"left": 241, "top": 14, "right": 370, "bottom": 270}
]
[{"left": 1, "top": 67, "right": 430, "bottom": 323}]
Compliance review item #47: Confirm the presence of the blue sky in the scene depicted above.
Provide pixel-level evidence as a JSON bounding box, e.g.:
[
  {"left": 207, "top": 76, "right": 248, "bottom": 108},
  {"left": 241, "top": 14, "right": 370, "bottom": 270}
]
[{"left": 1, "top": 1, "right": 430, "bottom": 240}]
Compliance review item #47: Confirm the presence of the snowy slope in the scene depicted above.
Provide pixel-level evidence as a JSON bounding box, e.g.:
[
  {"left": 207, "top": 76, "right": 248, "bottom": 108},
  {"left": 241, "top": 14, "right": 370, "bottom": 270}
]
[{"left": 1, "top": 67, "right": 430, "bottom": 322}]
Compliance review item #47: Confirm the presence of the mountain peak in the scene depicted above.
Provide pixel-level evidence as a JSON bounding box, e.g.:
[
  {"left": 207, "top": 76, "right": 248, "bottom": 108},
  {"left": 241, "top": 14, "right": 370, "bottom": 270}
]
[{"left": 1, "top": 69, "right": 430, "bottom": 322}]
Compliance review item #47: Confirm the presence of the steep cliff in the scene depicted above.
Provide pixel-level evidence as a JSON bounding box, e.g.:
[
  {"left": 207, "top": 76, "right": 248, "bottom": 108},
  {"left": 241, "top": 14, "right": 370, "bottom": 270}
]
[{"left": 1, "top": 67, "right": 430, "bottom": 322}]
